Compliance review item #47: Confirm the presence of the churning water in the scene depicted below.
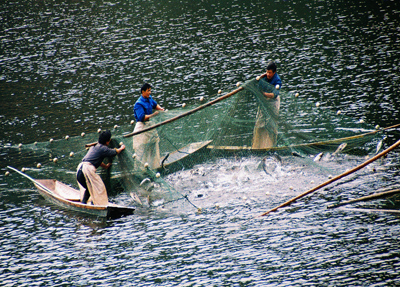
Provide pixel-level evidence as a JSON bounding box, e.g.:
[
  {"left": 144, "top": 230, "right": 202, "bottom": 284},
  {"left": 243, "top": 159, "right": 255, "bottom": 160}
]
[{"left": 1, "top": 0, "right": 400, "bottom": 285}]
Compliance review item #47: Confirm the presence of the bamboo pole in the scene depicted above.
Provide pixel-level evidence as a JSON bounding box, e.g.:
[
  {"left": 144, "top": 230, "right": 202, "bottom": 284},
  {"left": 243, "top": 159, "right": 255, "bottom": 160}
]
[
  {"left": 7, "top": 166, "right": 56, "bottom": 196},
  {"left": 208, "top": 123, "right": 400, "bottom": 152},
  {"left": 327, "top": 189, "right": 400, "bottom": 209},
  {"left": 258, "top": 138, "right": 400, "bottom": 217},
  {"left": 123, "top": 87, "right": 244, "bottom": 138},
  {"left": 341, "top": 207, "right": 400, "bottom": 214}
]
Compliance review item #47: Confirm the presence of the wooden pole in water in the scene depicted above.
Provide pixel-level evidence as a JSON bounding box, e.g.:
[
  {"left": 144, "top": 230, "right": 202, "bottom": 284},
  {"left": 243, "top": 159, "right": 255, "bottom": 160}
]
[
  {"left": 338, "top": 207, "right": 400, "bottom": 214},
  {"left": 123, "top": 87, "right": 244, "bottom": 138},
  {"left": 258, "top": 138, "right": 400, "bottom": 217},
  {"left": 327, "top": 189, "right": 400, "bottom": 209},
  {"left": 208, "top": 122, "right": 400, "bottom": 152}
]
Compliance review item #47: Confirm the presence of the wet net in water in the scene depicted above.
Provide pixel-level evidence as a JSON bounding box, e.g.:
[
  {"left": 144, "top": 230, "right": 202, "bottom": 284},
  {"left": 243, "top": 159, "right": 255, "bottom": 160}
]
[{"left": 2, "top": 78, "right": 388, "bottom": 212}]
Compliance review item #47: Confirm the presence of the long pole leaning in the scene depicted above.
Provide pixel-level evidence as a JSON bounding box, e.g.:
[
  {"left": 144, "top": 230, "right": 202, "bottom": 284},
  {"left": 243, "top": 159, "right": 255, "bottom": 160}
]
[
  {"left": 258, "top": 138, "right": 400, "bottom": 217},
  {"left": 327, "top": 188, "right": 400, "bottom": 209},
  {"left": 123, "top": 87, "right": 244, "bottom": 138},
  {"left": 7, "top": 166, "right": 55, "bottom": 196}
]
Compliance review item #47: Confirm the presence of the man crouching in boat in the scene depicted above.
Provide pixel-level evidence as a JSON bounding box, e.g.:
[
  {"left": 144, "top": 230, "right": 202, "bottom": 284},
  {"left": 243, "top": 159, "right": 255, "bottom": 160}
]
[
  {"left": 132, "top": 83, "right": 165, "bottom": 169},
  {"left": 77, "top": 130, "right": 125, "bottom": 205}
]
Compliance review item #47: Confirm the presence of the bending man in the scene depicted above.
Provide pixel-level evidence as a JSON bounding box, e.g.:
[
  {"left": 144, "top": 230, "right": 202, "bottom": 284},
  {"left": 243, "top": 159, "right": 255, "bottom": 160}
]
[
  {"left": 252, "top": 61, "right": 282, "bottom": 149},
  {"left": 77, "top": 130, "right": 125, "bottom": 205},
  {"left": 132, "top": 83, "right": 165, "bottom": 169}
]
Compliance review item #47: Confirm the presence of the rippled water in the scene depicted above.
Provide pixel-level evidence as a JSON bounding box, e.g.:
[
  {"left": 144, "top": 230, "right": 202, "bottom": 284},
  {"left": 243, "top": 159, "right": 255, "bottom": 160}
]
[{"left": 1, "top": 0, "right": 400, "bottom": 285}]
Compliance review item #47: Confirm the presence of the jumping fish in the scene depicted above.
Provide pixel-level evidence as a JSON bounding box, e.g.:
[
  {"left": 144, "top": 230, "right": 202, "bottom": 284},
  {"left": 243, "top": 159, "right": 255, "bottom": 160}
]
[
  {"left": 291, "top": 151, "right": 303, "bottom": 157},
  {"left": 130, "top": 192, "right": 143, "bottom": 205},
  {"left": 262, "top": 154, "right": 282, "bottom": 176},
  {"left": 313, "top": 152, "right": 324, "bottom": 162},
  {"left": 333, "top": 143, "right": 347, "bottom": 155},
  {"left": 376, "top": 136, "right": 387, "bottom": 154},
  {"left": 140, "top": 178, "right": 151, "bottom": 186}
]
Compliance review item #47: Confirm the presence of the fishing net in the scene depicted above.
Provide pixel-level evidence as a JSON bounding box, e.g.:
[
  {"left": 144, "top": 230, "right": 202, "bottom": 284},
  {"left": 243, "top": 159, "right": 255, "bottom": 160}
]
[
  {"left": 126, "top": 78, "right": 385, "bottom": 169},
  {"left": 2, "top": 77, "right": 389, "bottom": 212}
]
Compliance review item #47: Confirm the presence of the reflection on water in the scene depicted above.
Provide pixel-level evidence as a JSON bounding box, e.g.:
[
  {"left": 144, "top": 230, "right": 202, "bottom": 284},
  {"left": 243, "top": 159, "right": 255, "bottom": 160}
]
[
  {"left": 1, "top": 0, "right": 400, "bottom": 285},
  {"left": 1, "top": 0, "right": 399, "bottom": 146}
]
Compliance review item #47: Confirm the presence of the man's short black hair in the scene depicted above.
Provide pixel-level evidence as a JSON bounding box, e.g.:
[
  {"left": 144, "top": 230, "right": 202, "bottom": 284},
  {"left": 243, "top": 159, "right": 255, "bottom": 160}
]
[
  {"left": 141, "top": 83, "right": 152, "bottom": 93},
  {"left": 267, "top": 61, "right": 277, "bottom": 73},
  {"left": 98, "top": 130, "right": 112, "bottom": 145}
]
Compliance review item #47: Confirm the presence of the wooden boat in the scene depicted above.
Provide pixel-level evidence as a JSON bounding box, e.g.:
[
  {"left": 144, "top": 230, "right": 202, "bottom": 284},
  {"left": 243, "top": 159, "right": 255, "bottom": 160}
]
[
  {"left": 7, "top": 166, "right": 135, "bottom": 219},
  {"left": 158, "top": 140, "right": 212, "bottom": 170}
]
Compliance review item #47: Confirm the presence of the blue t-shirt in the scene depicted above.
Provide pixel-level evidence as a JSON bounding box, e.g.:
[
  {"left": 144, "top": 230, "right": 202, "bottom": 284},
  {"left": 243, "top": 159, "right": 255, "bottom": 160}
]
[
  {"left": 261, "top": 73, "right": 282, "bottom": 98},
  {"left": 266, "top": 73, "right": 282, "bottom": 87},
  {"left": 134, "top": 95, "right": 158, "bottom": 122},
  {"left": 82, "top": 143, "right": 117, "bottom": 169}
]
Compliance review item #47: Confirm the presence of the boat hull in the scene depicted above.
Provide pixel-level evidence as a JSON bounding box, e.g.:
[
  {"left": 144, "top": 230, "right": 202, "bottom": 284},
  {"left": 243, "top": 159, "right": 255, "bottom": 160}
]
[{"left": 34, "top": 179, "right": 134, "bottom": 219}]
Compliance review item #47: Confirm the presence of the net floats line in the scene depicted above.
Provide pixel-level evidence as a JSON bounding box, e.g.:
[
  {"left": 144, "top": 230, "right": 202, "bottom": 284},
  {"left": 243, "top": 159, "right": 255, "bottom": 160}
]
[
  {"left": 208, "top": 123, "right": 400, "bottom": 152},
  {"left": 123, "top": 87, "right": 244, "bottom": 138},
  {"left": 327, "top": 188, "right": 400, "bottom": 209},
  {"left": 257, "top": 138, "right": 400, "bottom": 217}
]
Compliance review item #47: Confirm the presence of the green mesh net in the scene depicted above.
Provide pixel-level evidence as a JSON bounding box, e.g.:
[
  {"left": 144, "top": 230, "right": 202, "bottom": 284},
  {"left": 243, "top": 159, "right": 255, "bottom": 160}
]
[{"left": 3, "top": 78, "right": 388, "bottom": 212}]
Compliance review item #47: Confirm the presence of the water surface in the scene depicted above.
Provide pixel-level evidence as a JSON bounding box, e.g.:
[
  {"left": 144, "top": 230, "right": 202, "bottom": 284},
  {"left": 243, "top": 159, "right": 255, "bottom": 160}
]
[{"left": 1, "top": 0, "right": 400, "bottom": 285}]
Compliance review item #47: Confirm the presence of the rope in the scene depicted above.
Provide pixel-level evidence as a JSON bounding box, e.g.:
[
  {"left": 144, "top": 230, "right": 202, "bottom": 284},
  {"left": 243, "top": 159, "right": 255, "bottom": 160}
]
[{"left": 154, "top": 194, "right": 200, "bottom": 210}]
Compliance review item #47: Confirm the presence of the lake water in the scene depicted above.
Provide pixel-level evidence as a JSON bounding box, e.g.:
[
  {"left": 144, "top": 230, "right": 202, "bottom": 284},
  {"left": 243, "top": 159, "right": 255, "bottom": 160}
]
[{"left": 1, "top": 0, "right": 400, "bottom": 286}]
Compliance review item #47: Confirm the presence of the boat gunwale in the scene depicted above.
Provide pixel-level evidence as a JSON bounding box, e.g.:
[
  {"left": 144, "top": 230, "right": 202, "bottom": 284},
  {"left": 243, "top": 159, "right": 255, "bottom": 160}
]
[{"left": 34, "top": 180, "right": 134, "bottom": 218}]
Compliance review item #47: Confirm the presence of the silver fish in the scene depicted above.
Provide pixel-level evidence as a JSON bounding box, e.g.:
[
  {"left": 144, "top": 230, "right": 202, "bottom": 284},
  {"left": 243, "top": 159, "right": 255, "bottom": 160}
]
[
  {"left": 140, "top": 178, "right": 151, "bottom": 186},
  {"left": 333, "top": 143, "right": 347, "bottom": 155},
  {"left": 313, "top": 152, "right": 324, "bottom": 162},
  {"left": 291, "top": 151, "right": 303, "bottom": 157},
  {"left": 376, "top": 136, "right": 387, "bottom": 154},
  {"left": 130, "top": 192, "right": 143, "bottom": 205},
  {"left": 262, "top": 155, "right": 282, "bottom": 176}
]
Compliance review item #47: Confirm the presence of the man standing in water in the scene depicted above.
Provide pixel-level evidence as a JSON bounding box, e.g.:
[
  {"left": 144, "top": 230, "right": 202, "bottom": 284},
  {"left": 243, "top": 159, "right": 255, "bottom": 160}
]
[
  {"left": 133, "top": 83, "right": 165, "bottom": 169},
  {"left": 252, "top": 61, "right": 282, "bottom": 149},
  {"left": 77, "top": 130, "right": 125, "bottom": 205}
]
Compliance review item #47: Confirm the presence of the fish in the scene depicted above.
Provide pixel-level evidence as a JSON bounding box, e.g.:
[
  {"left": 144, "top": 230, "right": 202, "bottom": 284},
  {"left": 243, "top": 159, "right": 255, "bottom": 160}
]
[
  {"left": 313, "top": 152, "right": 324, "bottom": 162},
  {"left": 333, "top": 143, "right": 347, "bottom": 155},
  {"left": 262, "top": 154, "right": 282, "bottom": 176},
  {"left": 140, "top": 178, "right": 151, "bottom": 186},
  {"left": 291, "top": 151, "right": 303, "bottom": 157},
  {"left": 130, "top": 192, "right": 143, "bottom": 205},
  {"left": 376, "top": 136, "right": 387, "bottom": 154},
  {"left": 139, "top": 177, "right": 155, "bottom": 192},
  {"left": 160, "top": 153, "right": 170, "bottom": 169}
]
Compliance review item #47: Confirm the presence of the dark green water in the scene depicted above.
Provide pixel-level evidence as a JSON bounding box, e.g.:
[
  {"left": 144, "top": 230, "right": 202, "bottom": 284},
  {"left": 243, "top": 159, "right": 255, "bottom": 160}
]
[{"left": 1, "top": 0, "right": 400, "bottom": 286}]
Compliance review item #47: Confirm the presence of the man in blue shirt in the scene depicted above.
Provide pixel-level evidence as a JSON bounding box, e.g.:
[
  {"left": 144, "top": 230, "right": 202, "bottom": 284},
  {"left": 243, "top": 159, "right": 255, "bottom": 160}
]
[
  {"left": 260, "top": 61, "right": 282, "bottom": 99},
  {"left": 132, "top": 83, "right": 165, "bottom": 168},
  {"left": 252, "top": 61, "right": 282, "bottom": 149}
]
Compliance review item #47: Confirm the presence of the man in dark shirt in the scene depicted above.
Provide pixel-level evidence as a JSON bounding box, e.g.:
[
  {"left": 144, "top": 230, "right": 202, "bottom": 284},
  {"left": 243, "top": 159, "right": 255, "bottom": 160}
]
[{"left": 77, "top": 130, "right": 125, "bottom": 205}]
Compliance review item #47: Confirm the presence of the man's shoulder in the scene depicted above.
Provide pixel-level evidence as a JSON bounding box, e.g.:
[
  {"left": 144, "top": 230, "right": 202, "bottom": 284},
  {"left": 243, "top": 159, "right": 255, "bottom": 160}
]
[
  {"left": 97, "top": 143, "right": 116, "bottom": 153},
  {"left": 273, "top": 73, "right": 282, "bottom": 85},
  {"left": 134, "top": 96, "right": 145, "bottom": 107}
]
